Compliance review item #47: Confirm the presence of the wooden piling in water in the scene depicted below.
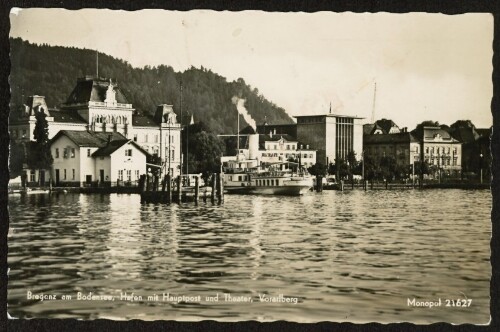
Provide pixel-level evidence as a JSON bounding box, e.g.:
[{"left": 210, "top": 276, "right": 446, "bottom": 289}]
[
  {"left": 216, "top": 173, "right": 223, "bottom": 204},
  {"left": 153, "top": 175, "right": 159, "bottom": 192},
  {"left": 161, "top": 175, "right": 167, "bottom": 192},
  {"left": 176, "top": 176, "right": 182, "bottom": 203},
  {"left": 364, "top": 180, "right": 368, "bottom": 191},
  {"left": 211, "top": 173, "right": 216, "bottom": 203},
  {"left": 166, "top": 174, "right": 172, "bottom": 203},
  {"left": 194, "top": 176, "right": 199, "bottom": 205}
]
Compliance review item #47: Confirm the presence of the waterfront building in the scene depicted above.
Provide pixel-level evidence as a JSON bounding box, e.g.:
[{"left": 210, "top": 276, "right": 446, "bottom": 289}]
[
  {"left": 412, "top": 126, "right": 462, "bottom": 176},
  {"left": 9, "top": 76, "right": 182, "bottom": 185},
  {"left": 50, "top": 130, "right": 148, "bottom": 187},
  {"left": 258, "top": 134, "right": 316, "bottom": 168},
  {"left": 294, "top": 114, "right": 364, "bottom": 165},
  {"left": 363, "top": 130, "right": 421, "bottom": 167}
]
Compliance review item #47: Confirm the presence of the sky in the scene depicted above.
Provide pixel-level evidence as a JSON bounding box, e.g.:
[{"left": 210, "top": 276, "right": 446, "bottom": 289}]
[{"left": 9, "top": 8, "right": 493, "bottom": 129}]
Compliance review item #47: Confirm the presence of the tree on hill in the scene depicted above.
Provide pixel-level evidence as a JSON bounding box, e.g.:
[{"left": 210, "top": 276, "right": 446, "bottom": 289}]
[{"left": 9, "top": 38, "right": 294, "bottom": 135}]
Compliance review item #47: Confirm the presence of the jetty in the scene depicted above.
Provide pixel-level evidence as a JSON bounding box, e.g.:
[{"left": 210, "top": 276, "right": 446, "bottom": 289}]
[{"left": 139, "top": 173, "right": 224, "bottom": 204}]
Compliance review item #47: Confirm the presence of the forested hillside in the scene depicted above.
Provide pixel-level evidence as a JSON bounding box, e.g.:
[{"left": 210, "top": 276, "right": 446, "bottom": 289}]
[{"left": 9, "top": 38, "right": 293, "bottom": 134}]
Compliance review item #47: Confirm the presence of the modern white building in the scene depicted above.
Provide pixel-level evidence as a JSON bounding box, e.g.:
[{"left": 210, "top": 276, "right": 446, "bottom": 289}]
[{"left": 9, "top": 76, "right": 183, "bottom": 186}]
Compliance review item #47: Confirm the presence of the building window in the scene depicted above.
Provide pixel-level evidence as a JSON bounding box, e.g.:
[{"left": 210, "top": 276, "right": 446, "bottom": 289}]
[
  {"left": 125, "top": 149, "right": 133, "bottom": 157},
  {"left": 425, "top": 147, "right": 429, "bottom": 154},
  {"left": 72, "top": 169, "right": 75, "bottom": 180},
  {"left": 118, "top": 170, "right": 123, "bottom": 181},
  {"left": 63, "top": 148, "right": 68, "bottom": 158},
  {"left": 22, "top": 129, "right": 27, "bottom": 138},
  {"left": 71, "top": 148, "right": 75, "bottom": 158},
  {"left": 30, "top": 170, "right": 36, "bottom": 182},
  {"left": 64, "top": 169, "right": 67, "bottom": 180},
  {"left": 133, "top": 134, "right": 137, "bottom": 142},
  {"left": 144, "top": 134, "right": 148, "bottom": 143},
  {"left": 135, "top": 170, "right": 139, "bottom": 180},
  {"left": 55, "top": 148, "right": 59, "bottom": 158},
  {"left": 286, "top": 145, "right": 290, "bottom": 150},
  {"left": 171, "top": 149, "right": 175, "bottom": 160},
  {"left": 127, "top": 170, "right": 131, "bottom": 181},
  {"left": 87, "top": 149, "right": 91, "bottom": 157}
]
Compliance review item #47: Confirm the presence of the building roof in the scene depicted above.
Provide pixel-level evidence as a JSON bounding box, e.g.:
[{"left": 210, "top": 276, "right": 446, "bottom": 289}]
[
  {"left": 411, "top": 126, "right": 460, "bottom": 143},
  {"left": 476, "top": 128, "right": 492, "bottom": 138},
  {"left": 375, "top": 119, "right": 399, "bottom": 134},
  {"left": 64, "top": 77, "right": 130, "bottom": 105},
  {"left": 51, "top": 130, "right": 127, "bottom": 147},
  {"left": 51, "top": 110, "right": 87, "bottom": 123},
  {"left": 364, "top": 132, "right": 419, "bottom": 144},
  {"left": 92, "top": 139, "right": 130, "bottom": 157},
  {"left": 132, "top": 113, "right": 159, "bottom": 127},
  {"left": 294, "top": 113, "right": 364, "bottom": 119},
  {"left": 259, "top": 134, "right": 296, "bottom": 143}
]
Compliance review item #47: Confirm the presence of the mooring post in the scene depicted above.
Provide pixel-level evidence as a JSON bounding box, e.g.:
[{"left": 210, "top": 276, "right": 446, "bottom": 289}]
[
  {"left": 194, "top": 176, "right": 199, "bottom": 205},
  {"left": 153, "top": 175, "right": 159, "bottom": 192},
  {"left": 385, "top": 180, "right": 388, "bottom": 190},
  {"left": 166, "top": 174, "right": 172, "bottom": 203},
  {"left": 211, "top": 173, "right": 216, "bottom": 203},
  {"left": 340, "top": 179, "right": 344, "bottom": 192},
  {"left": 220, "top": 173, "right": 224, "bottom": 203},
  {"left": 216, "top": 173, "right": 223, "bottom": 204},
  {"left": 146, "top": 174, "right": 151, "bottom": 191},
  {"left": 161, "top": 175, "right": 167, "bottom": 192},
  {"left": 351, "top": 178, "right": 354, "bottom": 190},
  {"left": 364, "top": 180, "right": 368, "bottom": 191},
  {"left": 176, "top": 175, "right": 182, "bottom": 203}
]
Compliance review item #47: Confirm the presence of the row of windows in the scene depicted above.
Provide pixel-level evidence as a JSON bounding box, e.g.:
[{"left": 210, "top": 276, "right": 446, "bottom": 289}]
[
  {"left": 54, "top": 148, "right": 76, "bottom": 159},
  {"left": 425, "top": 146, "right": 458, "bottom": 154},
  {"left": 424, "top": 157, "right": 458, "bottom": 166},
  {"left": 256, "top": 179, "right": 280, "bottom": 186},
  {"left": 50, "top": 169, "right": 76, "bottom": 181},
  {"left": 261, "top": 153, "right": 314, "bottom": 158},
  {"left": 265, "top": 144, "right": 297, "bottom": 150},
  {"left": 133, "top": 133, "right": 176, "bottom": 144},
  {"left": 118, "top": 170, "right": 140, "bottom": 181},
  {"left": 228, "top": 175, "right": 250, "bottom": 182},
  {"left": 366, "top": 146, "right": 419, "bottom": 154}
]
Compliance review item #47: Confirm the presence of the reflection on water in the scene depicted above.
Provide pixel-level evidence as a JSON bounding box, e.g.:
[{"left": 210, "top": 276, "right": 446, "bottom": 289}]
[{"left": 7, "top": 190, "right": 491, "bottom": 323}]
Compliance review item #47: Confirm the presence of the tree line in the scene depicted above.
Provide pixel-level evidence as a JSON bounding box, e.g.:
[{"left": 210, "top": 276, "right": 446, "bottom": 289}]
[{"left": 10, "top": 38, "right": 293, "bottom": 135}]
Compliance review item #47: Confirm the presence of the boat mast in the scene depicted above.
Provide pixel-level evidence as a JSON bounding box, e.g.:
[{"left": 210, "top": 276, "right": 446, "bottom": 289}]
[
  {"left": 179, "top": 79, "right": 183, "bottom": 181},
  {"left": 236, "top": 103, "right": 240, "bottom": 160}
]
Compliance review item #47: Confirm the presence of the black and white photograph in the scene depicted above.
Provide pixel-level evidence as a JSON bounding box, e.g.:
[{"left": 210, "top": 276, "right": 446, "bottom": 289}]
[{"left": 5, "top": 8, "right": 493, "bottom": 325}]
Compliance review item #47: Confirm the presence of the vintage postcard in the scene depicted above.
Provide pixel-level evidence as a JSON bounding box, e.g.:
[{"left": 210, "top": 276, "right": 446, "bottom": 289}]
[{"left": 6, "top": 8, "right": 492, "bottom": 325}]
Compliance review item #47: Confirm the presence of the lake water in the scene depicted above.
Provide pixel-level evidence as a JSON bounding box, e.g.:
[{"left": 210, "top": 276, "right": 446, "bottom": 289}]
[{"left": 7, "top": 189, "right": 491, "bottom": 323}]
